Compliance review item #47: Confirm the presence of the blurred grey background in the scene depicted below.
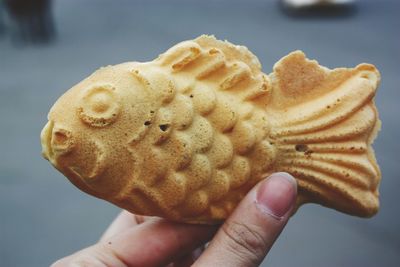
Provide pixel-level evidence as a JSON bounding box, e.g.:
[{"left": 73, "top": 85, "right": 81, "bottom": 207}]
[{"left": 0, "top": 0, "right": 399, "bottom": 266}]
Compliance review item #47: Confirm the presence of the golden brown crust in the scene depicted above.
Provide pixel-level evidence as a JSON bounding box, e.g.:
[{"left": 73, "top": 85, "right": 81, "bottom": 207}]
[
  {"left": 41, "top": 35, "right": 381, "bottom": 223},
  {"left": 269, "top": 51, "right": 381, "bottom": 217}
]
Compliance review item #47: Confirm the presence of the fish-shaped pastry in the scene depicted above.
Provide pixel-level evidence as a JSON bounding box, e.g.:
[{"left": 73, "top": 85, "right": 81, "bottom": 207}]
[{"left": 41, "top": 35, "right": 381, "bottom": 223}]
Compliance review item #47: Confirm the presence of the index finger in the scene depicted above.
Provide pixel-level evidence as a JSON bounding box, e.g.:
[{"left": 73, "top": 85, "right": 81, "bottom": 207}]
[
  {"left": 53, "top": 218, "right": 217, "bottom": 267},
  {"left": 99, "top": 210, "right": 153, "bottom": 241}
]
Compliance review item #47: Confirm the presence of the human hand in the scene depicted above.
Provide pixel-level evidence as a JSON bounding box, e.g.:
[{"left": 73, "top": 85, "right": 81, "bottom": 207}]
[{"left": 51, "top": 172, "right": 297, "bottom": 267}]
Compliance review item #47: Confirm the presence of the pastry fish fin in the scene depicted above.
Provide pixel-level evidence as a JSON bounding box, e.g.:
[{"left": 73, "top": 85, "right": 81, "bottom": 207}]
[
  {"left": 156, "top": 35, "right": 269, "bottom": 101},
  {"left": 129, "top": 66, "right": 177, "bottom": 104},
  {"left": 269, "top": 51, "right": 381, "bottom": 217}
]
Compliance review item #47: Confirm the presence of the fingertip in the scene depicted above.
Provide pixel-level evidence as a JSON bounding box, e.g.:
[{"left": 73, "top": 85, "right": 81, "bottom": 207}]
[
  {"left": 256, "top": 172, "right": 297, "bottom": 219},
  {"left": 271, "top": 172, "right": 297, "bottom": 189},
  {"left": 99, "top": 210, "right": 137, "bottom": 242}
]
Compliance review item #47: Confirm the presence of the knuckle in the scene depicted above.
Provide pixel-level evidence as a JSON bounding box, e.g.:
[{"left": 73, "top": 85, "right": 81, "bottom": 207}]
[{"left": 221, "top": 220, "right": 268, "bottom": 262}]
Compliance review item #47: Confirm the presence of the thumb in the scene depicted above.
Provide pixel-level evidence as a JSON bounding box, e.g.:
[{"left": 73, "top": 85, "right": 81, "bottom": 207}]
[{"left": 194, "top": 172, "right": 297, "bottom": 267}]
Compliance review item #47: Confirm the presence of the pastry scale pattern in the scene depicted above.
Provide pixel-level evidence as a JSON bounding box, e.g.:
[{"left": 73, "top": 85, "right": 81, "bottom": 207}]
[{"left": 41, "top": 35, "right": 381, "bottom": 223}]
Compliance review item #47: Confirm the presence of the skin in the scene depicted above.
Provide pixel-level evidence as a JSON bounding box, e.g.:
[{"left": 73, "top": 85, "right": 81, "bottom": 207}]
[{"left": 51, "top": 172, "right": 297, "bottom": 267}]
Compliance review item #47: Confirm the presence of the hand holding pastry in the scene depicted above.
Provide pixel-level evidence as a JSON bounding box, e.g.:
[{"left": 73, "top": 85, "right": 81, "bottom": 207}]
[{"left": 51, "top": 173, "right": 297, "bottom": 267}]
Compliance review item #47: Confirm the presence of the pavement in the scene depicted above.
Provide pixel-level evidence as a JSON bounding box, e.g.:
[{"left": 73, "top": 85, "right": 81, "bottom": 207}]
[{"left": 0, "top": 0, "right": 399, "bottom": 266}]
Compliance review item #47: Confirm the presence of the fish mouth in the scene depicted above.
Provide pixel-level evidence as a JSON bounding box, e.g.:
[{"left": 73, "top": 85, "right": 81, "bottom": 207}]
[
  {"left": 40, "top": 120, "right": 54, "bottom": 161},
  {"left": 41, "top": 120, "right": 106, "bottom": 181}
]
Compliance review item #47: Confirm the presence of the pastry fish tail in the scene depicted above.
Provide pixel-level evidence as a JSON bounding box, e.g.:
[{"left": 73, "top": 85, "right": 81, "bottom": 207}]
[{"left": 268, "top": 51, "right": 381, "bottom": 217}]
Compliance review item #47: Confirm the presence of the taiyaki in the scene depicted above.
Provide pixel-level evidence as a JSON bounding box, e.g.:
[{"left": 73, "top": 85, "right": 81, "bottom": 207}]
[{"left": 41, "top": 35, "right": 381, "bottom": 224}]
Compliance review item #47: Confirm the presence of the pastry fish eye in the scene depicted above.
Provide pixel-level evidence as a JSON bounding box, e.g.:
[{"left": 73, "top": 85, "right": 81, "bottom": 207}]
[{"left": 77, "top": 85, "right": 121, "bottom": 127}]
